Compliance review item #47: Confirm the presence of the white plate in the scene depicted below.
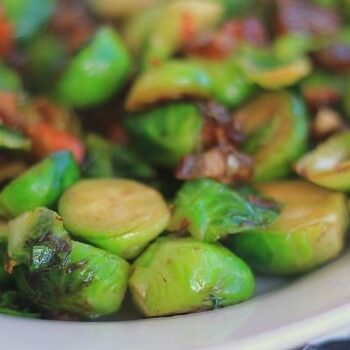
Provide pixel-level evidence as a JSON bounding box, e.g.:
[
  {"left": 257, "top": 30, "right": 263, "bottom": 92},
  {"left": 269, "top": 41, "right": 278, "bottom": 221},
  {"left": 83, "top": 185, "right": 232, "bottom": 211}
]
[{"left": 2, "top": 250, "right": 350, "bottom": 350}]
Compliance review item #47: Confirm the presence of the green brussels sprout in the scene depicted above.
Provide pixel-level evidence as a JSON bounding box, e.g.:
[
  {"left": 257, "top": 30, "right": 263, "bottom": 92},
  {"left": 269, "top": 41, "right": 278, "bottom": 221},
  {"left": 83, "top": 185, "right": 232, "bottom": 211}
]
[
  {"left": 126, "top": 58, "right": 254, "bottom": 111},
  {"left": 8, "top": 208, "right": 130, "bottom": 318},
  {"left": 234, "top": 92, "right": 309, "bottom": 182},
  {"left": 142, "top": 0, "right": 223, "bottom": 68},
  {"left": 239, "top": 47, "right": 312, "bottom": 90},
  {"left": 0, "top": 151, "right": 80, "bottom": 219},
  {"left": 199, "top": 59, "right": 255, "bottom": 108},
  {"left": 0, "top": 125, "right": 31, "bottom": 151},
  {"left": 168, "top": 179, "right": 280, "bottom": 242},
  {"left": 2, "top": 0, "right": 54, "bottom": 42},
  {"left": 54, "top": 27, "right": 131, "bottom": 108},
  {"left": 23, "top": 32, "right": 68, "bottom": 93},
  {"left": 129, "top": 237, "right": 255, "bottom": 317},
  {"left": 84, "top": 134, "right": 155, "bottom": 180},
  {"left": 126, "top": 60, "right": 211, "bottom": 111},
  {"left": 295, "top": 132, "right": 350, "bottom": 191},
  {"left": 125, "top": 102, "right": 203, "bottom": 167},
  {"left": 58, "top": 179, "right": 170, "bottom": 260},
  {"left": 0, "top": 245, "right": 11, "bottom": 287},
  {"left": 0, "top": 62, "right": 22, "bottom": 92},
  {"left": 0, "top": 290, "right": 39, "bottom": 318},
  {"left": 228, "top": 181, "right": 348, "bottom": 276},
  {"left": 219, "top": 0, "right": 256, "bottom": 18}
]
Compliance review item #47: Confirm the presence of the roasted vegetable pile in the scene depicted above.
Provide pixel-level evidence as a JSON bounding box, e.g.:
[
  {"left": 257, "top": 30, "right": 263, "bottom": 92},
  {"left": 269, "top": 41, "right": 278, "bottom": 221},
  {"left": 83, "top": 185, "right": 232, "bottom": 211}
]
[{"left": 0, "top": 0, "right": 350, "bottom": 320}]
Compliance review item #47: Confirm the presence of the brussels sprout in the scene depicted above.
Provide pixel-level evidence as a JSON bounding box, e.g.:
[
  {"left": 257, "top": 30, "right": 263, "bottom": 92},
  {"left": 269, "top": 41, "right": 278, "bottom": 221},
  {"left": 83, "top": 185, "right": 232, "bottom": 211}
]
[
  {"left": 126, "top": 58, "right": 254, "bottom": 111},
  {"left": 228, "top": 181, "right": 348, "bottom": 276},
  {"left": 23, "top": 32, "right": 67, "bottom": 93},
  {"left": 142, "top": 0, "right": 223, "bottom": 68},
  {"left": 218, "top": 0, "right": 256, "bottom": 18},
  {"left": 54, "top": 27, "right": 131, "bottom": 108},
  {"left": 0, "top": 151, "right": 80, "bottom": 218},
  {"left": 126, "top": 60, "right": 211, "bottom": 111},
  {"left": 125, "top": 102, "right": 203, "bottom": 167},
  {"left": 0, "top": 62, "right": 22, "bottom": 92},
  {"left": 295, "top": 132, "right": 350, "bottom": 191},
  {"left": 0, "top": 290, "right": 39, "bottom": 318},
  {"left": 199, "top": 59, "right": 255, "bottom": 108},
  {"left": 58, "top": 179, "right": 170, "bottom": 260},
  {"left": 0, "top": 125, "right": 30, "bottom": 151},
  {"left": 8, "top": 208, "right": 129, "bottom": 318},
  {"left": 234, "top": 92, "right": 309, "bottom": 182},
  {"left": 168, "top": 179, "right": 280, "bottom": 242},
  {"left": 84, "top": 134, "right": 155, "bottom": 180},
  {"left": 129, "top": 237, "right": 255, "bottom": 317},
  {"left": 1, "top": 0, "right": 54, "bottom": 42},
  {"left": 0, "top": 245, "right": 11, "bottom": 287},
  {"left": 239, "top": 47, "right": 312, "bottom": 90}
]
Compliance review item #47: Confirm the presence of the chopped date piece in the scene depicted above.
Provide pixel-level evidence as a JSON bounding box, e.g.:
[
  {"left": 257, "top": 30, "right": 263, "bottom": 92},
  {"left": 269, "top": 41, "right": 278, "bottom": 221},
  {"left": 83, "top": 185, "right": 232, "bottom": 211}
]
[
  {"left": 176, "top": 146, "right": 253, "bottom": 184},
  {"left": 304, "top": 85, "right": 342, "bottom": 110},
  {"left": 50, "top": 0, "right": 96, "bottom": 53},
  {"left": 184, "top": 17, "right": 268, "bottom": 59},
  {"left": 313, "top": 44, "right": 350, "bottom": 73},
  {"left": 0, "top": 92, "right": 24, "bottom": 129},
  {"left": 275, "top": 0, "right": 340, "bottom": 37}
]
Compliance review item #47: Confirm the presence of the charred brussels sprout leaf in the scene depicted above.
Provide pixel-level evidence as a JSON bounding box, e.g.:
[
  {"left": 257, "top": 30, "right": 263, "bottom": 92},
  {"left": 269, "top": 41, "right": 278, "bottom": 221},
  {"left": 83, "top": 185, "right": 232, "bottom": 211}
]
[
  {"left": 0, "top": 151, "right": 80, "bottom": 219},
  {"left": 84, "top": 134, "right": 155, "bottom": 180},
  {"left": 129, "top": 237, "right": 255, "bottom": 317},
  {"left": 168, "top": 179, "right": 280, "bottom": 242},
  {"left": 0, "top": 245, "right": 11, "bottom": 287},
  {"left": 54, "top": 27, "right": 131, "bottom": 108},
  {"left": 234, "top": 91, "right": 309, "bottom": 182},
  {"left": 8, "top": 208, "right": 129, "bottom": 319},
  {"left": 59, "top": 179, "right": 170, "bottom": 260},
  {"left": 295, "top": 132, "right": 350, "bottom": 191},
  {"left": 125, "top": 103, "right": 203, "bottom": 168},
  {"left": 2, "top": 0, "right": 54, "bottom": 42},
  {"left": 228, "top": 181, "right": 348, "bottom": 276}
]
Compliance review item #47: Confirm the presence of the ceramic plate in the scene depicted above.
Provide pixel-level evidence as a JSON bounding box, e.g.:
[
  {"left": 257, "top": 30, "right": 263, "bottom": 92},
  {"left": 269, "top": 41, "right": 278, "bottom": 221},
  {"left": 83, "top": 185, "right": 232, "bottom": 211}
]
[{"left": 2, "top": 250, "right": 350, "bottom": 350}]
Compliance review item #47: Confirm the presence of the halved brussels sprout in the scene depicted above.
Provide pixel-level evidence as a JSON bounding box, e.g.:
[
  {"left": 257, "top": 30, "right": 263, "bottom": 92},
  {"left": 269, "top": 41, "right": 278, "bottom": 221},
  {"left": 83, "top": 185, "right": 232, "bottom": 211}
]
[
  {"left": 295, "top": 132, "right": 350, "bottom": 191},
  {"left": 0, "top": 151, "right": 80, "bottom": 218},
  {"left": 58, "top": 179, "right": 170, "bottom": 260},
  {"left": 126, "top": 58, "right": 254, "bottom": 111},
  {"left": 125, "top": 102, "right": 203, "bottom": 167},
  {"left": 142, "top": 0, "right": 223, "bottom": 68},
  {"left": 129, "top": 237, "right": 254, "bottom": 317},
  {"left": 228, "top": 181, "right": 348, "bottom": 276},
  {"left": 0, "top": 125, "right": 31, "bottom": 151},
  {"left": 168, "top": 179, "right": 280, "bottom": 242},
  {"left": 84, "top": 134, "right": 155, "bottom": 180},
  {"left": 126, "top": 60, "right": 211, "bottom": 111},
  {"left": 234, "top": 92, "right": 309, "bottom": 182},
  {"left": 8, "top": 208, "right": 130, "bottom": 319},
  {"left": 239, "top": 47, "right": 312, "bottom": 89},
  {"left": 2, "top": 0, "right": 54, "bottom": 42},
  {"left": 0, "top": 62, "right": 22, "bottom": 92},
  {"left": 54, "top": 27, "right": 131, "bottom": 108}
]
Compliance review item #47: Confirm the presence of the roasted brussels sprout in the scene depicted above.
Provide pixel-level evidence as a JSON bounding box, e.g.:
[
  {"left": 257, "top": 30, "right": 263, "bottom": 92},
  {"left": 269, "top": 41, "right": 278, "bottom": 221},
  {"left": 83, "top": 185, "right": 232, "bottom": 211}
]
[
  {"left": 84, "top": 134, "right": 155, "bottom": 180},
  {"left": 234, "top": 92, "right": 309, "bottom": 182},
  {"left": 59, "top": 179, "right": 170, "bottom": 259},
  {"left": 129, "top": 237, "right": 254, "bottom": 317},
  {"left": 0, "top": 151, "right": 80, "bottom": 218},
  {"left": 168, "top": 179, "right": 280, "bottom": 242},
  {"left": 2, "top": 0, "right": 54, "bottom": 42},
  {"left": 54, "top": 27, "right": 131, "bottom": 108},
  {"left": 228, "top": 181, "right": 348, "bottom": 276},
  {"left": 295, "top": 132, "right": 350, "bottom": 191},
  {"left": 239, "top": 47, "right": 312, "bottom": 90},
  {"left": 8, "top": 207, "right": 130, "bottom": 318},
  {"left": 125, "top": 102, "right": 203, "bottom": 167}
]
